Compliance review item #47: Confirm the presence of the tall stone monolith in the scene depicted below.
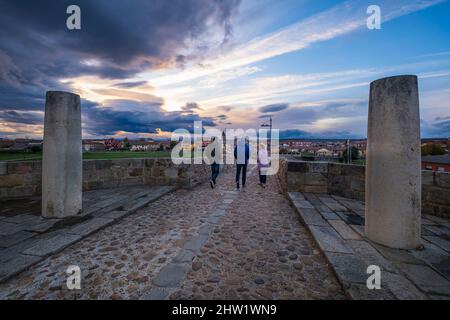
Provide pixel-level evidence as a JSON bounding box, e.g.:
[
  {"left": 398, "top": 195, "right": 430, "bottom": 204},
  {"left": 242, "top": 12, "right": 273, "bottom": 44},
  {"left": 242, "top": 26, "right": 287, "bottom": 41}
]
[
  {"left": 365, "top": 75, "right": 421, "bottom": 249},
  {"left": 42, "top": 91, "right": 82, "bottom": 218}
]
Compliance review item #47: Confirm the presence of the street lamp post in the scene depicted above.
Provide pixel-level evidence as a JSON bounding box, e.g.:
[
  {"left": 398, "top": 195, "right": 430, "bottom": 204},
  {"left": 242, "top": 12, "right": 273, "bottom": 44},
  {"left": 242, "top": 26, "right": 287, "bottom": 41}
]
[{"left": 261, "top": 116, "right": 272, "bottom": 155}]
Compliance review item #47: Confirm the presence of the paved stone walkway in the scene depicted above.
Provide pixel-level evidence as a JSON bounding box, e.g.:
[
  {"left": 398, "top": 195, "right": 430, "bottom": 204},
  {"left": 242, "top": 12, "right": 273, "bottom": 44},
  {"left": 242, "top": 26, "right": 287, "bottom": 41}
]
[
  {"left": 288, "top": 192, "right": 450, "bottom": 300},
  {"left": 0, "top": 186, "right": 174, "bottom": 283},
  {"left": 0, "top": 166, "right": 346, "bottom": 300}
]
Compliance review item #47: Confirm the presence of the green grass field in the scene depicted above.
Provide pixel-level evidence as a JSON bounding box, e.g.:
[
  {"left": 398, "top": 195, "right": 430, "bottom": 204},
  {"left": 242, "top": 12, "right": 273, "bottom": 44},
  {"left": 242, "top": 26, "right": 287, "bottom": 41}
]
[{"left": 0, "top": 151, "right": 171, "bottom": 161}]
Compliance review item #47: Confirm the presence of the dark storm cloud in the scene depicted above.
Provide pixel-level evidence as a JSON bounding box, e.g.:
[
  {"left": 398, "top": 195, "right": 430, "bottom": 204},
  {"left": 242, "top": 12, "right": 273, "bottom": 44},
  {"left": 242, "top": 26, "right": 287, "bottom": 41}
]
[
  {"left": 0, "top": 0, "right": 240, "bottom": 135},
  {"left": 113, "top": 81, "right": 149, "bottom": 89},
  {"left": 181, "top": 102, "right": 203, "bottom": 112},
  {"left": 0, "top": 0, "right": 241, "bottom": 75},
  {"left": 82, "top": 100, "right": 216, "bottom": 136},
  {"left": 0, "top": 110, "right": 43, "bottom": 125},
  {"left": 279, "top": 129, "right": 359, "bottom": 139},
  {"left": 260, "top": 103, "right": 289, "bottom": 113},
  {"left": 421, "top": 115, "right": 450, "bottom": 138}
]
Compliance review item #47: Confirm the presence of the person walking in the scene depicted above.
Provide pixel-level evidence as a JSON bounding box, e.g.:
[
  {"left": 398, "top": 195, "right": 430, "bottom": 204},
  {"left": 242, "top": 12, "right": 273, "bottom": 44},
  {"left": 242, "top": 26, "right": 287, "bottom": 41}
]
[
  {"left": 234, "top": 138, "right": 250, "bottom": 190},
  {"left": 258, "top": 143, "right": 269, "bottom": 188},
  {"left": 209, "top": 137, "right": 220, "bottom": 189}
]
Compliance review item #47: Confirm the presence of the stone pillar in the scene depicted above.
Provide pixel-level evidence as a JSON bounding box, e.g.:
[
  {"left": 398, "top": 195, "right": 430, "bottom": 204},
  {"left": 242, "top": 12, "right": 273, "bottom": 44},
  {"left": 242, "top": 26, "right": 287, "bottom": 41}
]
[
  {"left": 365, "top": 75, "right": 421, "bottom": 249},
  {"left": 42, "top": 91, "right": 82, "bottom": 218}
]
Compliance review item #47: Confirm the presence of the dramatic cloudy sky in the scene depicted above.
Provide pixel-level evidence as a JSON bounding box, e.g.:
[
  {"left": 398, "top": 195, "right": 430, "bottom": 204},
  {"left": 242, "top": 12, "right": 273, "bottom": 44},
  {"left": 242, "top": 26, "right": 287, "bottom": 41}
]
[{"left": 0, "top": 0, "right": 449, "bottom": 139}]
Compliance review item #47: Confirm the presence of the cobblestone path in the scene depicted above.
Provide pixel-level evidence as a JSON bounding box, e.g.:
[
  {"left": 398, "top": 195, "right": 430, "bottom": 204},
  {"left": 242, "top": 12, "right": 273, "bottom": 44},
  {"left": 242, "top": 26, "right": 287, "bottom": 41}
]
[{"left": 0, "top": 166, "right": 346, "bottom": 300}]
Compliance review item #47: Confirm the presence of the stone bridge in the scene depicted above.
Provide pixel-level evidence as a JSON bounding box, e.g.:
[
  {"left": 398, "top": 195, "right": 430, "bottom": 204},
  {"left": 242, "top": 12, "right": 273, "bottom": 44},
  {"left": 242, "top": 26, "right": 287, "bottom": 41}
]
[{"left": 0, "top": 76, "right": 449, "bottom": 300}]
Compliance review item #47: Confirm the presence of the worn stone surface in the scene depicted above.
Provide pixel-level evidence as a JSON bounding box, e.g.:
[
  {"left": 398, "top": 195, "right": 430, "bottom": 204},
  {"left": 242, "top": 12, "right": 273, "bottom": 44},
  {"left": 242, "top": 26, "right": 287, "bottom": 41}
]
[
  {"left": 66, "top": 218, "right": 114, "bottom": 237},
  {"left": 346, "top": 240, "right": 397, "bottom": 273},
  {"left": 0, "top": 231, "right": 36, "bottom": 248},
  {"left": 296, "top": 208, "right": 328, "bottom": 227},
  {"left": 140, "top": 287, "right": 170, "bottom": 300},
  {"left": 308, "top": 226, "right": 352, "bottom": 254},
  {"left": 400, "top": 264, "right": 450, "bottom": 296},
  {"left": 0, "top": 254, "right": 41, "bottom": 282},
  {"left": 22, "top": 233, "right": 82, "bottom": 257},
  {"left": 324, "top": 252, "right": 368, "bottom": 285},
  {"left": 347, "top": 283, "right": 395, "bottom": 300},
  {"left": 172, "top": 168, "right": 346, "bottom": 300},
  {"left": 0, "top": 222, "right": 27, "bottom": 236},
  {"left": 423, "top": 236, "right": 450, "bottom": 252},
  {"left": 328, "top": 220, "right": 361, "bottom": 240},
  {"left": 287, "top": 190, "right": 450, "bottom": 300},
  {"left": 382, "top": 271, "right": 427, "bottom": 300},
  {"left": 153, "top": 263, "right": 190, "bottom": 288}
]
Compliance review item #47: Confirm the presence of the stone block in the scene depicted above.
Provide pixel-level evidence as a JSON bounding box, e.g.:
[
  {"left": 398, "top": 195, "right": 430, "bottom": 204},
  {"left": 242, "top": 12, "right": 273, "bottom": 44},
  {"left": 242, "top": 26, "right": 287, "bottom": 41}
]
[
  {"left": 141, "top": 288, "right": 169, "bottom": 300},
  {"left": 127, "top": 167, "right": 143, "bottom": 178},
  {"left": 318, "top": 210, "right": 340, "bottom": 221},
  {"left": 0, "top": 254, "right": 41, "bottom": 283},
  {"left": 0, "top": 237, "right": 41, "bottom": 263},
  {"left": 183, "top": 234, "right": 209, "bottom": 251},
  {"left": 347, "top": 283, "right": 395, "bottom": 300},
  {"left": 6, "top": 162, "right": 34, "bottom": 174},
  {"left": 400, "top": 263, "right": 450, "bottom": 296},
  {"left": 173, "top": 250, "right": 196, "bottom": 263},
  {"left": 309, "top": 225, "right": 353, "bottom": 254},
  {"left": 370, "top": 242, "right": 425, "bottom": 265},
  {"left": 421, "top": 171, "right": 434, "bottom": 186},
  {"left": 82, "top": 160, "right": 96, "bottom": 171},
  {"left": 0, "top": 231, "right": 36, "bottom": 248},
  {"left": 435, "top": 172, "right": 450, "bottom": 188},
  {"left": 66, "top": 217, "right": 114, "bottom": 237},
  {"left": 350, "top": 179, "right": 365, "bottom": 192},
  {"left": 303, "top": 173, "right": 328, "bottom": 186},
  {"left": 0, "top": 174, "right": 24, "bottom": 188},
  {"left": 94, "top": 160, "right": 113, "bottom": 170},
  {"left": 423, "top": 236, "right": 450, "bottom": 252},
  {"left": 288, "top": 192, "right": 306, "bottom": 202},
  {"left": 22, "top": 232, "right": 81, "bottom": 257},
  {"left": 329, "top": 220, "right": 361, "bottom": 240},
  {"left": 297, "top": 208, "right": 329, "bottom": 227},
  {"left": 346, "top": 240, "right": 397, "bottom": 273},
  {"left": 198, "top": 224, "right": 214, "bottom": 236},
  {"left": 152, "top": 263, "right": 189, "bottom": 288},
  {"left": 0, "top": 162, "right": 6, "bottom": 175},
  {"left": 287, "top": 161, "right": 309, "bottom": 172},
  {"left": 324, "top": 252, "right": 368, "bottom": 285},
  {"left": 310, "top": 162, "right": 328, "bottom": 173},
  {"left": 328, "top": 175, "right": 345, "bottom": 190},
  {"left": 292, "top": 200, "right": 314, "bottom": 209},
  {"left": 0, "top": 221, "right": 26, "bottom": 236},
  {"left": 327, "top": 163, "right": 342, "bottom": 175},
  {"left": 303, "top": 185, "right": 328, "bottom": 193},
  {"left": 382, "top": 271, "right": 428, "bottom": 300},
  {"left": 321, "top": 199, "right": 348, "bottom": 212},
  {"left": 99, "top": 210, "right": 129, "bottom": 220},
  {"left": 341, "top": 164, "right": 365, "bottom": 177}
]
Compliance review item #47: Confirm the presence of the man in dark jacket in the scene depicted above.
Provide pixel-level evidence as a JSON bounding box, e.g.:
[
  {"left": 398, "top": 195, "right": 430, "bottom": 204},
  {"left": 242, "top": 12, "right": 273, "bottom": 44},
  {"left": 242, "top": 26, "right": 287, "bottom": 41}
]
[
  {"left": 234, "top": 139, "right": 250, "bottom": 190},
  {"left": 209, "top": 137, "right": 220, "bottom": 189}
]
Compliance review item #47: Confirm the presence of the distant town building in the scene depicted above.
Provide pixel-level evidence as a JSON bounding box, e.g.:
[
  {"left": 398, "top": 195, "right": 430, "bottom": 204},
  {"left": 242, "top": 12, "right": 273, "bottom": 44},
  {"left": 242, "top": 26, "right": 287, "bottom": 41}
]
[
  {"left": 83, "top": 140, "right": 106, "bottom": 152},
  {"left": 0, "top": 139, "right": 42, "bottom": 151},
  {"left": 129, "top": 139, "right": 161, "bottom": 151},
  {"left": 422, "top": 155, "right": 450, "bottom": 172}
]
